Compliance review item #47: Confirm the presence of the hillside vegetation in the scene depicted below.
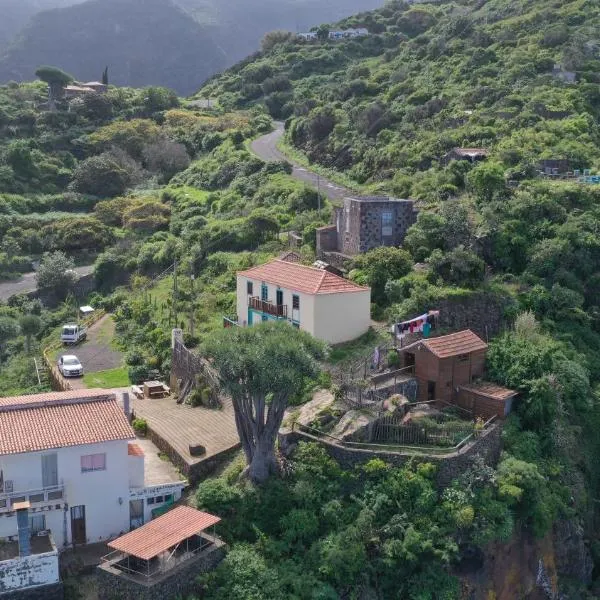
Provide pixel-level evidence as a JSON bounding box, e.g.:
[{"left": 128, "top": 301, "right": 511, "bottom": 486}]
[{"left": 1, "top": 0, "right": 600, "bottom": 597}]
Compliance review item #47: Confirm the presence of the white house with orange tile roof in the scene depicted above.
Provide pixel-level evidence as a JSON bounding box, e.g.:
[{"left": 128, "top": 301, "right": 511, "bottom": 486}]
[
  {"left": 0, "top": 389, "right": 185, "bottom": 557},
  {"left": 236, "top": 259, "right": 371, "bottom": 344}
]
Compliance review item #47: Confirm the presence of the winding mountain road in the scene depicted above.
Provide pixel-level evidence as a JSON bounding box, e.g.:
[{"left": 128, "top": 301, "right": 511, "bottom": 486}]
[
  {"left": 0, "top": 265, "right": 94, "bottom": 302},
  {"left": 251, "top": 121, "right": 353, "bottom": 202}
]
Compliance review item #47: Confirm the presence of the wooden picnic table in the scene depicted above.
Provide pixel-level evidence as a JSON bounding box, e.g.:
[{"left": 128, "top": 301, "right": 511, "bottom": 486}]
[{"left": 143, "top": 380, "right": 170, "bottom": 399}]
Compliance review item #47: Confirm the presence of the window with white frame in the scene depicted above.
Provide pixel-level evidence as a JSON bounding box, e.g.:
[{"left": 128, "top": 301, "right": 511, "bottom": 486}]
[{"left": 81, "top": 453, "right": 106, "bottom": 473}]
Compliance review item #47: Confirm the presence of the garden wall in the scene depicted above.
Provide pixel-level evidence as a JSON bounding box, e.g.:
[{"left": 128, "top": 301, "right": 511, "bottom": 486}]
[{"left": 279, "top": 421, "right": 502, "bottom": 489}]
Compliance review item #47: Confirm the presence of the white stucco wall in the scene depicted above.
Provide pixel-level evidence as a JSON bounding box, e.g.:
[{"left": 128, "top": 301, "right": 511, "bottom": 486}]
[
  {"left": 128, "top": 454, "right": 144, "bottom": 488},
  {"left": 129, "top": 482, "right": 186, "bottom": 524},
  {"left": 0, "top": 551, "right": 59, "bottom": 592},
  {"left": 0, "top": 439, "right": 132, "bottom": 547},
  {"left": 313, "top": 290, "right": 371, "bottom": 344}
]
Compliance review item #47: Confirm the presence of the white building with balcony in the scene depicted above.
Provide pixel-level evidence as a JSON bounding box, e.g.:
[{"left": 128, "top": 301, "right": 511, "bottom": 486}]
[
  {"left": 0, "top": 389, "right": 185, "bottom": 560},
  {"left": 236, "top": 259, "right": 371, "bottom": 344}
]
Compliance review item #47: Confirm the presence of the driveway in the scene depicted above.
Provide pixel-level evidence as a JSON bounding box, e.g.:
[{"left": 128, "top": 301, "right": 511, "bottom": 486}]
[
  {"left": 57, "top": 315, "right": 124, "bottom": 390},
  {"left": 250, "top": 121, "right": 353, "bottom": 203},
  {"left": 0, "top": 265, "right": 94, "bottom": 302}
]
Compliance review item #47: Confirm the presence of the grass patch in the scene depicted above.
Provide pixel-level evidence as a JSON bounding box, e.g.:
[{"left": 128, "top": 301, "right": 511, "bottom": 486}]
[
  {"left": 83, "top": 367, "right": 129, "bottom": 388},
  {"left": 327, "top": 327, "right": 388, "bottom": 365}
]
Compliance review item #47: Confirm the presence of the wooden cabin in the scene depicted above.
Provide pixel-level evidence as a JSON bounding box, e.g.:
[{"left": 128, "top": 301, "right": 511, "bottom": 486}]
[{"left": 402, "top": 330, "right": 488, "bottom": 403}]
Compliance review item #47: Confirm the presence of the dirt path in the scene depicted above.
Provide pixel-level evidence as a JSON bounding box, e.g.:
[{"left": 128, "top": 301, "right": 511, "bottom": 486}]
[
  {"left": 57, "top": 315, "right": 124, "bottom": 390},
  {"left": 250, "top": 121, "right": 352, "bottom": 202}
]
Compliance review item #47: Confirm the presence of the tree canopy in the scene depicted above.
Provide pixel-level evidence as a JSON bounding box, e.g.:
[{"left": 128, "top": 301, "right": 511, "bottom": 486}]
[{"left": 203, "top": 321, "right": 326, "bottom": 482}]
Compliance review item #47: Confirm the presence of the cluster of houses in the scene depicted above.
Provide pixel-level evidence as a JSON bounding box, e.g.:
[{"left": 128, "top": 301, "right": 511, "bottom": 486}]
[{"left": 297, "top": 27, "right": 369, "bottom": 41}]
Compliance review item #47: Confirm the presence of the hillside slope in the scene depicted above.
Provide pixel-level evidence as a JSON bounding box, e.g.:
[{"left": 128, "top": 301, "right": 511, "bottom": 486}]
[
  {"left": 0, "top": 0, "right": 384, "bottom": 94},
  {"left": 0, "top": 0, "right": 82, "bottom": 49},
  {"left": 203, "top": 0, "right": 600, "bottom": 187}
]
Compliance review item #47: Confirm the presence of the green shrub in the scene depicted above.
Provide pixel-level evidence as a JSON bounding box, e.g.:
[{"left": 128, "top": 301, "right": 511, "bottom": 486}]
[{"left": 132, "top": 418, "right": 148, "bottom": 436}]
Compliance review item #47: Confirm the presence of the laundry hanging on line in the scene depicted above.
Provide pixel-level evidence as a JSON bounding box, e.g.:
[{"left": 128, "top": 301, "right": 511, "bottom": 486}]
[{"left": 391, "top": 310, "right": 440, "bottom": 341}]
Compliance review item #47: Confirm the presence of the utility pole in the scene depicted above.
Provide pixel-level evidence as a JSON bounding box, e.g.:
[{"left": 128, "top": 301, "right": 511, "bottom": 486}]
[
  {"left": 189, "top": 274, "right": 195, "bottom": 338},
  {"left": 172, "top": 260, "right": 178, "bottom": 328},
  {"left": 317, "top": 173, "right": 321, "bottom": 213}
]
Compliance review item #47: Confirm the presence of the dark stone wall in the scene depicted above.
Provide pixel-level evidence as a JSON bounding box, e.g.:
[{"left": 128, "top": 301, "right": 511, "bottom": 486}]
[
  {"left": 317, "top": 197, "right": 418, "bottom": 258},
  {"left": 355, "top": 199, "right": 417, "bottom": 254},
  {"left": 0, "top": 582, "right": 63, "bottom": 600},
  {"left": 97, "top": 542, "right": 226, "bottom": 600},
  {"left": 279, "top": 422, "right": 502, "bottom": 490},
  {"left": 316, "top": 225, "right": 338, "bottom": 254},
  {"left": 435, "top": 290, "right": 515, "bottom": 341}
]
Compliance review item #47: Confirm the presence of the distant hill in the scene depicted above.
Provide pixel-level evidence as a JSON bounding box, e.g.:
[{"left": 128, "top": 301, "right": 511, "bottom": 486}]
[
  {"left": 0, "top": 0, "right": 384, "bottom": 94},
  {"left": 0, "top": 0, "right": 83, "bottom": 49}
]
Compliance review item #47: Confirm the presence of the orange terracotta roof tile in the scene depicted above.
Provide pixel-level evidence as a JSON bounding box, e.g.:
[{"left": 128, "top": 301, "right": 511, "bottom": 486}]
[
  {"left": 422, "top": 330, "right": 487, "bottom": 359},
  {"left": 0, "top": 391, "right": 134, "bottom": 455},
  {"left": 0, "top": 388, "right": 115, "bottom": 409},
  {"left": 460, "top": 382, "right": 518, "bottom": 401},
  {"left": 128, "top": 443, "right": 145, "bottom": 457},
  {"left": 238, "top": 259, "right": 368, "bottom": 295},
  {"left": 108, "top": 506, "right": 220, "bottom": 560}
]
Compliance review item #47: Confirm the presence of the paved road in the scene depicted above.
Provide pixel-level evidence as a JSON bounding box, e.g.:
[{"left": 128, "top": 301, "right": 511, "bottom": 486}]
[
  {"left": 0, "top": 265, "right": 94, "bottom": 302},
  {"left": 251, "top": 121, "right": 353, "bottom": 203}
]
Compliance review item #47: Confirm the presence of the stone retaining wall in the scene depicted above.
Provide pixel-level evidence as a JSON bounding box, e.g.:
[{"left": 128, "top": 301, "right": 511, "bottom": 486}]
[
  {"left": 279, "top": 421, "right": 502, "bottom": 489},
  {"left": 170, "top": 340, "right": 221, "bottom": 406},
  {"left": 97, "top": 541, "right": 225, "bottom": 600},
  {"left": 0, "top": 582, "right": 63, "bottom": 600},
  {"left": 144, "top": 425, "right": 240, "bottom": 485}
]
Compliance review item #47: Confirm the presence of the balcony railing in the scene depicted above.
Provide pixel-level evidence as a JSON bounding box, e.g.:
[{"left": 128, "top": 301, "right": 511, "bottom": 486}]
[
  {"left": 0, "top": 484, "right": 64, "bottom": 513},
  {"left": 248, "top": 296, "right": 287, "bottom": 318}
]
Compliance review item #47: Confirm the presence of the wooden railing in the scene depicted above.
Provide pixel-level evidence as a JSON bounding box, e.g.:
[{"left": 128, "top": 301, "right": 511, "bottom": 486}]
[{"left": 248, "top": 296, "right": 287, "bottom": 318}]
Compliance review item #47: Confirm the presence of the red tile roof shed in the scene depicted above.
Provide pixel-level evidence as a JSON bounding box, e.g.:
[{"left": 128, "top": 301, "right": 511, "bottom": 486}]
[
  {"left": 422, "top": 330, "right": 488, "bottom": 359},
  {"left": 238, "top": 259, "right": 368, "bottom": 295},
  {"left": 0, "top": 390, "right": 134, "bottom": 455},
  {"left": 108, "top": 506, "right": 221, "bottom": 560}
]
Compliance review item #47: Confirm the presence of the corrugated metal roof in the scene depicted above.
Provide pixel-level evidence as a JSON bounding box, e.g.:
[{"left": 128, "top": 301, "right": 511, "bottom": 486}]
[
  {"left": 422, "top": 330, "right": 487, "bottom": 359},
  {"left": 238, "top": 259, "right": 369, "bottom": 295},
  {"left": 108, "top": 506, "right": 221, "bottom": 560}
]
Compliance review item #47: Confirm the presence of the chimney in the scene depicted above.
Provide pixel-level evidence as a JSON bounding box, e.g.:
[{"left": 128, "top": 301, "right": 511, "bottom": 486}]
[
  {"left": 14, "top": 500, "right": 31, "bottom": 557},
  {"left": 122, "top": 392, "right": 130, "bottom": 422}
]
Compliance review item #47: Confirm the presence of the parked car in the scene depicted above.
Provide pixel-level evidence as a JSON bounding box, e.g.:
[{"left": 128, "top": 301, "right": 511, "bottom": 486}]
[
  {"left": 61, "top": 324, "right": 87, "bottom": 345},
  {"left": 58, "top": 355, "right": 83, "bottom": 377}
]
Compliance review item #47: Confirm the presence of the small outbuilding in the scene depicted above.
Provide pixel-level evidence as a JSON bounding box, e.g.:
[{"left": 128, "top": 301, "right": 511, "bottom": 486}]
[
  {"left": 98, "top": 505, "right": 225, "bottom": 600},
  {"left": 401, "top": 329, "right": 488, "bottom": 403},
  {"left": 456, "top": 382, "right": 518, "bottom": 420}
]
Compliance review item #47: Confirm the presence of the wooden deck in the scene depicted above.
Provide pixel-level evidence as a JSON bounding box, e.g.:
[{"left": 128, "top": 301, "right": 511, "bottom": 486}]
[{"left": 131, "top": 395, "right": 240, "bottom": 471}]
